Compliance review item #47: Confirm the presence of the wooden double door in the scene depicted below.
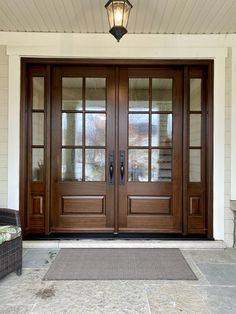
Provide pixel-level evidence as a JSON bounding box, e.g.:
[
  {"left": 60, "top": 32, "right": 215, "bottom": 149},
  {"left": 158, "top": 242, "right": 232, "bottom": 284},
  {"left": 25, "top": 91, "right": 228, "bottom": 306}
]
[{"left": 21, "top": 61, "right": 213, "bottom": 236}]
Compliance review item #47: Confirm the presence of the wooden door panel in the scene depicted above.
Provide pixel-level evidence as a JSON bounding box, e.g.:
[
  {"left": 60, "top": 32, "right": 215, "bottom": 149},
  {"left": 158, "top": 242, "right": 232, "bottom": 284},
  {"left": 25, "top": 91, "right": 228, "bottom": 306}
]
[
  {"left": 128, "top": 196, "right": 171, "bottom": 215},
  {"left": 51, "top": 66, "right": 115, "bottom": 232},
  {"left": 118, "top": 67, "right": 183, "bottom": 233},
  {"left": 62, "top": 196, "right": 105, "bottom": 214}
]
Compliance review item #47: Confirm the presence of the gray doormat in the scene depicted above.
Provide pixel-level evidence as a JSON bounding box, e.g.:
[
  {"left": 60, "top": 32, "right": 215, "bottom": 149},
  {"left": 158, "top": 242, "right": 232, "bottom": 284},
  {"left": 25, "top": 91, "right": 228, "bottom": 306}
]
[{"left": 44, "top": 248, "right": 197, "bottom": 280}]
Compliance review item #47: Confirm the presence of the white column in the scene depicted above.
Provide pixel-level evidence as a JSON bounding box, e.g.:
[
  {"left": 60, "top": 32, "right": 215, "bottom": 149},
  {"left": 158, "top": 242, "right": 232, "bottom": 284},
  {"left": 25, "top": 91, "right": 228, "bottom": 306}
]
[
  {"left": 231, "top": 47, "right": 236, "bottom": 200},
  {"left": 213, "top": 56, "right": 226, "bottom": 239},
  {"left": 8, "top": 55, "right": 21, "bottom": 209}
]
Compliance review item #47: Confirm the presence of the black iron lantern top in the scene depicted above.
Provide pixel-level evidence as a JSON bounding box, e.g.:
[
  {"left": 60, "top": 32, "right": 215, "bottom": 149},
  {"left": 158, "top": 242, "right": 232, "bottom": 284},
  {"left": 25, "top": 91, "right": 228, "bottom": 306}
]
[{"left": 105, "top": 0, "right": 133, "bottom": 42}]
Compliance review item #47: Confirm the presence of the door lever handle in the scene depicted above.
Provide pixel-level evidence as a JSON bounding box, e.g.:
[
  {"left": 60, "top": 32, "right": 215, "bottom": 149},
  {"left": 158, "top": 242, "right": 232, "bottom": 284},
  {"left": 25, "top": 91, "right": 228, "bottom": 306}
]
[
  {"left": 120, "top": 163, "right": 124, "bottom": 179},
  {"left": 108, "top": 151, "right": 114, "bottom": 185},
  {"left": 109, "top": 164, "right": 113, "bottom": 181},
  {"left": 119, "top": 150, "right": 125, "bottom": 185}
]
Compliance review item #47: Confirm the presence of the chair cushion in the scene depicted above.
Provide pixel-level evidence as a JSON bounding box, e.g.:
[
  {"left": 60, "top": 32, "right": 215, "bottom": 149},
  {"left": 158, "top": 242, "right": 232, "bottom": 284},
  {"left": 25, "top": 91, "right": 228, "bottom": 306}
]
[{"left": 0, "top": 225, "right": 22, "bottom": 245}]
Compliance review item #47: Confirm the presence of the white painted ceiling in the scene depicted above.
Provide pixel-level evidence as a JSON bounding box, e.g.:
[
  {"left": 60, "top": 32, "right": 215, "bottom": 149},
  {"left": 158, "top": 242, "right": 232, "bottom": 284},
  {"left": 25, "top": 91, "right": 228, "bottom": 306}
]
[{"left": 0, "top": 0, "right": 236, "bottom": 34}]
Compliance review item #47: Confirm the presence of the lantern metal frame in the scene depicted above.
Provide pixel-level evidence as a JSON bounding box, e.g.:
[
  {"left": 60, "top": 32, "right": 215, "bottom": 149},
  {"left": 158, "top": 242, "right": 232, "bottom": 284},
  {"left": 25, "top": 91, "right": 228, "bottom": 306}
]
[{"left": 105, "top": 0, "right": 133, "bottom": 42}]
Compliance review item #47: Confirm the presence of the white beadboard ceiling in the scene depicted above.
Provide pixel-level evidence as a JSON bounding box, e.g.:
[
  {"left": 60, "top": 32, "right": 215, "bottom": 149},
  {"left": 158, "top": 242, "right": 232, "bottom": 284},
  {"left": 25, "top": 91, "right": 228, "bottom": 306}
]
[{"left": 0, "top": 0, "right": 236, "bottom": 34}]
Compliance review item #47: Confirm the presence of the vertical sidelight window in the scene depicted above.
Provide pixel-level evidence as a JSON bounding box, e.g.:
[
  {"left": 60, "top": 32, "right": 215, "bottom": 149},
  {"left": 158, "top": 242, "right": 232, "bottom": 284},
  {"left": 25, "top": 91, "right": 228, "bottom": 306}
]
[
  {"left": 128, "top": 78, "right": 173, "bottom": 182},
  {"left": 61, "top": 77, "right": 107, "bottom": 182},
  {"left": 31, "top": 77, "right": 45, "bottom": 181},
  {"left": 189, "top": 78, "right": 202, "bottom": 182}
]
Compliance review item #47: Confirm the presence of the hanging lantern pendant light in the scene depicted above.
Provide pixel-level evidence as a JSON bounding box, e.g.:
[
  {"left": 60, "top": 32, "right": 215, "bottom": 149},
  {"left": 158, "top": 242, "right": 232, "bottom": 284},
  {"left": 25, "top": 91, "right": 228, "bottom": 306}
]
[{"left": 105, "top": 0, "right": 133, "bottom": 42}]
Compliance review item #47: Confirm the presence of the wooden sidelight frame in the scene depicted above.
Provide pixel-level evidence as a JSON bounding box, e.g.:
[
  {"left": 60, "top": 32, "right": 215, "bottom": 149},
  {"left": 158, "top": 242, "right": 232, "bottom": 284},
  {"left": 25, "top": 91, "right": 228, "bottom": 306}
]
[{"left": 20, "top": 58, "right": 213, "bottom": 238}]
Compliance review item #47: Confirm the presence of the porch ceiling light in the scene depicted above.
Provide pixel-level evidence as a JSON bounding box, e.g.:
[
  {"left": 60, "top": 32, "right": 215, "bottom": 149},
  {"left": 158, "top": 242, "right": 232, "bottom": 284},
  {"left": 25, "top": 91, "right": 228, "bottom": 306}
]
[{"left": 105, "top": 0, "right": 133, "bottom": 42}]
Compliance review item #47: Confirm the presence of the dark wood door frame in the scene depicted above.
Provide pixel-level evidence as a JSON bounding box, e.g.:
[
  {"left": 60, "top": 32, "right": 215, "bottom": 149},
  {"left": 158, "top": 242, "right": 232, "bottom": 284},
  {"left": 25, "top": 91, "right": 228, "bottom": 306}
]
[{"left": 20, "top": 58, "right": 213, "bottom": 238}]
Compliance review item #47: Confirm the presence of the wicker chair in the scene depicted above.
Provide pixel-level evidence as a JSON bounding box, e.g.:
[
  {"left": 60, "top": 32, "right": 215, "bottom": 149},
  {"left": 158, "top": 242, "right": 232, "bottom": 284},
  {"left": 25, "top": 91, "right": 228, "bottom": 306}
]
[{"left": 0, "top": 208, "right": 22, "bottom": 280}]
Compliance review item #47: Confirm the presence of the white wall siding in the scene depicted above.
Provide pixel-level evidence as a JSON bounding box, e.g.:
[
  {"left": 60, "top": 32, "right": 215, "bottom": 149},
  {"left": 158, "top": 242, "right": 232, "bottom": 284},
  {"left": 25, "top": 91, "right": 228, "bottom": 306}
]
[{"left": 0, "top": 46, "right": 8, "bottom": 207}]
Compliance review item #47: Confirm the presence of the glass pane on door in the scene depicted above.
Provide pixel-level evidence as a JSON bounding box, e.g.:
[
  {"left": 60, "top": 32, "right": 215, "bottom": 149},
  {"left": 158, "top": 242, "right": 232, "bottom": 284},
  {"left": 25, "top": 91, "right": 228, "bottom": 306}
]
[
  {"left": 85, "top": 113, "right": 106, "bottom": 146},
  {"left": 190, "top": 79, "right": 201, "bottom": 111},
  {"left": 61, "top": 149, "right": 82, "bottom": 181},
  {"left": 86, "top": 78, "right": 106, "bottom": 111},
  {"left": 151, "top": 149, "right": 172, "bottom": 182},
  {"left": 129, "top": 79, "right": 149, "bottom": 111},
  {"left": 190, "top": 114, "right": 201, "bottom": 146},
  {"left": 33, "top": 77, "right": 44, "bottom": 110},
  {"left": 128, "top": 149, "right": 148, "bottom": 182},
  {"left": 32, "top": 113, "right": 44, "bottom": 145},
  {"left": 85, "top": 149, "right": 105, "bottom": 181},
  {"left": 129, "top": 114, "right": 149, "bottom": 146},
  {"left": 152, "top": 79, "right": 172, "bottom": 111},
  {"left": 62, "top": 113, "right": 83, "bottom": 146},
  {"left": 32, "top": 148, "right": 44, "bottom": 181},
  {"left": 62, "top": 78, "right": 83, "bottom": 110},
  {"left": 151, "top": 114, "right": 172, "bottom": 146},
  {"left": 189, "top": 149, "right": 201, "bottom": 182}
]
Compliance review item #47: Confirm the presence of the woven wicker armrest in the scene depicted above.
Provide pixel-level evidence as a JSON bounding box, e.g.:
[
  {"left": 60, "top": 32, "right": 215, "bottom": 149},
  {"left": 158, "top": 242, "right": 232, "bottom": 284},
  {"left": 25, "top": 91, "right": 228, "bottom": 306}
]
[{"left": 0, "top": 208, "right": 21, "bottom": 227}]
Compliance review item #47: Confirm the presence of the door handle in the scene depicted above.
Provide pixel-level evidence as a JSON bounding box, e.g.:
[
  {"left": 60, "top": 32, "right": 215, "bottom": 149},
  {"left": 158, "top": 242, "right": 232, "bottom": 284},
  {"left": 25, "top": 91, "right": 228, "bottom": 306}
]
[
  {"left": 120, "top": 150, "right": 125, "bottom": 185},
  {"left": 108, "top": 151, "right": 114, "bottom": 185}
]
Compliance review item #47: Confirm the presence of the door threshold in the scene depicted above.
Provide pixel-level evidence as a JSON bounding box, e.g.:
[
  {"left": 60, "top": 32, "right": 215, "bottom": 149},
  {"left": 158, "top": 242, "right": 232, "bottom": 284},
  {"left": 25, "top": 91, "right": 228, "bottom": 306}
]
[{"left": 23, "top": 238, "right": 226, "bottom": 250}]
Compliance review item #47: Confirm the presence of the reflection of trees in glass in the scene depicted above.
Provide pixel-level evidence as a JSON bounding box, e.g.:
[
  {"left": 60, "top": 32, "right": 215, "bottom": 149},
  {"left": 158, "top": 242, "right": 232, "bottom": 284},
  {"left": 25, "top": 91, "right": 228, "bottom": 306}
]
[
  {"left": 128, "top": 149, "right": 148, "bottom": 182},
  {"left": 86, "top": 114, "right": 106, "bottom": 146},
  {"left": 32, "top": 149, "right": 44, "bottom": 182},
  {"left": 85, "top": 149, "right": 105, "bottom": 181},
  {"left": 62, "top": 149, "right": 82, "bottom": 181}
]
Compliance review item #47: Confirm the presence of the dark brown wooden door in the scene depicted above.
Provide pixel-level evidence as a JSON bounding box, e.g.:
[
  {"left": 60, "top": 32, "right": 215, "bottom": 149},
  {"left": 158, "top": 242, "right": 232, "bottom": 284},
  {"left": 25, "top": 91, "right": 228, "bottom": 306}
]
[
  {"left": 50, "top": 66, "right": 116, "bottom": 232},
  {"left": 118, "top": 68, "right": 183, "bottom": 232},
  {"left": 22, "top": 60, "right": 212, "bottom": 236}
]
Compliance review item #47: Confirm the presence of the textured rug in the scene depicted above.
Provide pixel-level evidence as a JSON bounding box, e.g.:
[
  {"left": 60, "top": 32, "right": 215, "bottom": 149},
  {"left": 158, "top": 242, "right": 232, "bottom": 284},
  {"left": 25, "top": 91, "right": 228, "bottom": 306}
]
[{"left": 44, "top": 248, "right": 197, "bottom": 280}]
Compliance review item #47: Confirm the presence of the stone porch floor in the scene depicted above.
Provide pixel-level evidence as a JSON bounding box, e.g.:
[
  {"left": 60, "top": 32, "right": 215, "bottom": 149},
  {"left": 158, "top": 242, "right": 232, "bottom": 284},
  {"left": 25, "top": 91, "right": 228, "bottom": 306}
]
[{"left": 0, "top": 248, "right": 236, "bottom": 313}]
